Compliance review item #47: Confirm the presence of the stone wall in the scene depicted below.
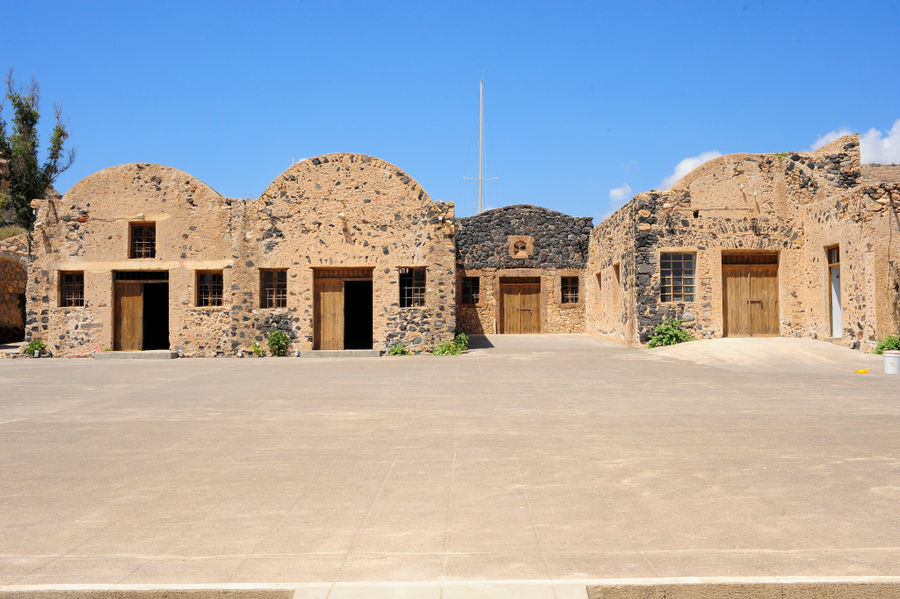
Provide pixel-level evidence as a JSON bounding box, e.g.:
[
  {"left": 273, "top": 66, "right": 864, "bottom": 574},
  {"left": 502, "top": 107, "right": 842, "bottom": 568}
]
[{"left": 585, "top": 203, "right": 636, "bottom": 345}]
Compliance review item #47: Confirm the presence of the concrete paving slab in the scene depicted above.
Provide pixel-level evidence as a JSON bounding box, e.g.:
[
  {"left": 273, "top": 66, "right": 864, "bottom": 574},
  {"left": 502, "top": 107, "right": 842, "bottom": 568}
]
[{"left": 0, "top": 335, "right": 898, "bottom": 588}]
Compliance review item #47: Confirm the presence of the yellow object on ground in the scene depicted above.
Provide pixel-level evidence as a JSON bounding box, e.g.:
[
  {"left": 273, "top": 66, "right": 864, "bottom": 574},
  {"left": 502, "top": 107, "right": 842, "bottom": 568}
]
[{"left": 856, "top": 368, "right": 869, "bottom": 373}]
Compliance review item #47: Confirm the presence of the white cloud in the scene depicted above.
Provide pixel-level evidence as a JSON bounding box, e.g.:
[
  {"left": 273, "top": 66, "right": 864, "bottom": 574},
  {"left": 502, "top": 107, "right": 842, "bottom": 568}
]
[
  {"left": 608, "top": 183, "right": 632, "bottom": 205},
  {"left": 810, "top": 120, "right": 900, "bottom": 164},
  {"left": 861, "top": 119, "right": 900, "bottom": 164},
  {"left": 662, "top": 151, "right": 722, "bottom": 189},
  {"left": 809, "top": 128, "right": 853, "bottom": 151}
]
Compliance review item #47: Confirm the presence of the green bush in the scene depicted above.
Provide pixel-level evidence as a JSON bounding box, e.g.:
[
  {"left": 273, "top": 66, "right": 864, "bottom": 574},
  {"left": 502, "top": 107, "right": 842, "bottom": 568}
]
[
  {"left": 453, "top": 330, "right": 469, "bottom": 350},
  {"left": 874, "top": 335, "right": 900, "bottom": 355},
  {"left": 251, "top": 342, "right": 263, "bottom": 357},
  {"left": 432, "top": 341, "right": 462, "bottom": 356},
  {"left": 648, "top": 318, "right": 694, "bottom": 348},
  {"left": 388, "top": 344, "right": 411, "bottom": 356},
  {"left": 267, "top": 330, "right": 290, "bottom": 356},
  {"left": 25, "top": 338, "right": 46, "bottom": 355}
]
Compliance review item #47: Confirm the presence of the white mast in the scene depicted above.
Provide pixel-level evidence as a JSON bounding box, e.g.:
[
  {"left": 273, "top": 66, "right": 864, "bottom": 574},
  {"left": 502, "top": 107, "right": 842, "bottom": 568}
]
[{"left": 465, "top": 78, "right": 497, "bottom": 214}]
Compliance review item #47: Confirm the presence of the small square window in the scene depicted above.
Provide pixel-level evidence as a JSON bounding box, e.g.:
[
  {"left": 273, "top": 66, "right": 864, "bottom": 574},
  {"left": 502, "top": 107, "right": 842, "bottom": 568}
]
[
  {"left": 260, "top": 269, "right": 287, "bottom": 308},
  {"left": 660, "top": 252, "right": 695, "bottom": 302},
  {"left": 399, "top": 267, "right": 426, "bottom": 307},
  {"left": 129, "top": 222, "right": 156, "bottom": 259},
  {"left": 59, "top": 271, "right": 84, "bottom": 307},
  {"left": 461, "top": 277, "right": 480, "bottom": 304},
  {"left": 196, "top": 271, "right": 223, "bottom": 307},
  {"left": 561, "top": 276, "right": 579, "bottom": 304}
]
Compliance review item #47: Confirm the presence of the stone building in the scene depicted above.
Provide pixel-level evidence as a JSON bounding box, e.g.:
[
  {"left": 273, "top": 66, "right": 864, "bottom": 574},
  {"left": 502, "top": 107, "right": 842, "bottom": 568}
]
[
  {"left": 24, "top": 154, "right": 456, "bottom": 356},
  {"left": 587, "top": 134, "right": 900, "bottom": 350},
  {"left": 11, "top": 134, "right": 900, "bottom": 356},
  {"left": 455, "top": 205, "right": 592, "bottom": 334}
]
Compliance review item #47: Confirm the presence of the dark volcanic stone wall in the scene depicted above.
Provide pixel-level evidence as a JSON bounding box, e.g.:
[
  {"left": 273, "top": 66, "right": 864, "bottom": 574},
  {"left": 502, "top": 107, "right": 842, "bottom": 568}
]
[{"left": 456, "top": 205, "right": 592, "bottom": 268}]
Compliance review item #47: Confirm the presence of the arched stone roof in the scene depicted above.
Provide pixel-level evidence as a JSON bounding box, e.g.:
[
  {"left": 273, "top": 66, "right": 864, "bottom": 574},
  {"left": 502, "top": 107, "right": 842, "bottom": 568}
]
[{"left": 63, "top": 163, "right": 222, "bottom": 206}]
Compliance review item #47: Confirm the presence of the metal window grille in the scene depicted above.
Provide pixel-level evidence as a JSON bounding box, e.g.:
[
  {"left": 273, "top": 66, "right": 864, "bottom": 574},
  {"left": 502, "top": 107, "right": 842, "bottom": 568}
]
[
  {"left": 561, "top": 276, "right": 579, "bottom": 303},
  {"left": 260, "top": 269, "right": 287, "bottom": 308},
  {"left": 60, "top": 272, "right": 84, "bottom": 307},
  {"left": 399, "top": 267, "right": 425, "bottom": 307},
  {"left": 461, "top": 277, "right": 479, "bottom": 304},
  {"left": 130, "top": 223, "right": 156, "bottom": 258},
  {"left": 660, "top": 252, "right": 695, "bottom": 302},
  {"left": 197, "top": 271, "right": 223, "bottom": 307}
]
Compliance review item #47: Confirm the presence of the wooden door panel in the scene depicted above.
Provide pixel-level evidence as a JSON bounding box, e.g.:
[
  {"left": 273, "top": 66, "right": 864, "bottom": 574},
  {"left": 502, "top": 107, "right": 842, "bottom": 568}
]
[
  {"left": 723, "top": 265, "right": 748, "bottom": 337},
  {"left": 750, "top": 264, "right": 779, "bottom": 335},
  {"left": 314, "top": 279, "right": 344, "bottom": 350},
  {"left": 115, "top": 282, "right": 143, "bottom": 350},
  {"left": 500, "top": 283, "right": 541, "bottom": 334},
  {"left": 723, "top": 263, "right": 778, "bottom": 337}
]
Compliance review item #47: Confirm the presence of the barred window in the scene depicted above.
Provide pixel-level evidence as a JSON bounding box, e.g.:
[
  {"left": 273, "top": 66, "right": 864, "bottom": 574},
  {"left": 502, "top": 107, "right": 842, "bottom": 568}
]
[
  {"left": 660, "top": 252, "right": 695, "bottom": 302},
  {"left": 129, "top": 222, "right": 156, "bottom": 258},
  {"left": 260, "top": 269, "right": 287, "bottom": 308},
  {"left": 561, "top": 276, "right": 579, "bottom": 303},
  {"left": 399, "top": 267, "right": 426, "bottom": 307},
  {"left": 59, "top": 272, "right": 84, "bottom": 307},
  {"left": 196, "top": 271, "right": 223, "bottom": 307},
  {"left": 461, "top": 276, "right": 479, "bottom": 304}
]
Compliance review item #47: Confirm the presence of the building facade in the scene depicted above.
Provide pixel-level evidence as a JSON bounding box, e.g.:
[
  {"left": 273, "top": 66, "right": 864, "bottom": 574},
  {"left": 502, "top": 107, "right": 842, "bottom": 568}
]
[{"left": 10, "top": 134, "right": 900, "bottom": 356}]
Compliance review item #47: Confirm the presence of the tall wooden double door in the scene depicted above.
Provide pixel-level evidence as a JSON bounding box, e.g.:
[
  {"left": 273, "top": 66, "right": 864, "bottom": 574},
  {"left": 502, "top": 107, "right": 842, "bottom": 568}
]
[
  {"left": 113, "top": 272, "right": 170, "bottom": 350},
  {"left": 313, "top": 268, "right": 373, "bottom": 350},
  {"left": 499, "top": 277, "right": 541, "bottom": 334},
  {"left": 722, "top": 254, "right": 779, "bottom": 337}
]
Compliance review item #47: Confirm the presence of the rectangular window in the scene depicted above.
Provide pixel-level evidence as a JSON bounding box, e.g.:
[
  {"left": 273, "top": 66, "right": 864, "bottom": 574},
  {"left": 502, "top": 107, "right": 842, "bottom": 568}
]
[
  {"left": 827, "top": 246, "right": 840, "bottom": 266},
  {"left": 660, "top": 252, "right": 695, "bottom": 302},
  {"left": 561, "top": 276, "right": 579, "bottom": 303},
  {"left": 59, "top": 271, "right": 84, "bottom": 307},
  {"left": 129, "top": 222, "right": 156, "bottom": 258},
  {"left": 399, "top": 267, "right": 426, "bottom": 307},
  {"left": 461, "top": 276, "right": 479, "bottom": 304},
  {"left": 196, "top": 271, "right": 223, "bottom": 307},
  {"left": 260, "top": 269, "right": 287, "bottom": 308}
]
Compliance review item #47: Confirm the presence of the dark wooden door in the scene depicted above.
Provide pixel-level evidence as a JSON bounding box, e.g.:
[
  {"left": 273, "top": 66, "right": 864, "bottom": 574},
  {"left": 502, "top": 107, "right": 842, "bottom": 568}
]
[
  {"left": 723, "top": 264, "right": 778, "bottom": 336},
  {"left": 314, "top": 278, "right": 344, "bottom": 350},
  {"left": 114, "top": 282, "right": 143, "bottom": 350},
  {"left": 500, "top": 283, "right": 541, "bottom": 333}
]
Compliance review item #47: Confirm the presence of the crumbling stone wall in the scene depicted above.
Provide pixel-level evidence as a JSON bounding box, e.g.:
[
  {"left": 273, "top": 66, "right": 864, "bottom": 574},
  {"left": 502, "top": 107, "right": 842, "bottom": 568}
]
[
  {"left": 455, "top": 205, "right": 591, "bottom": 334},
  {"left": 585, "top": 203, "right": 636, "bottom": 344}
]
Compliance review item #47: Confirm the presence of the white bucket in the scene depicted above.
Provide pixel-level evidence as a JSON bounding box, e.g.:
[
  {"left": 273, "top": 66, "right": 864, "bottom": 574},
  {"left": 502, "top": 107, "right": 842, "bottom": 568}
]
[{"left": 884, "top": 350, "right": 900, "bottom": 374}]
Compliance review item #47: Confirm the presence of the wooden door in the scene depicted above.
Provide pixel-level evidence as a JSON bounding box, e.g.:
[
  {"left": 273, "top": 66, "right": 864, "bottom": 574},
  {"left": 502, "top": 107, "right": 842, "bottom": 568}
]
[
  {"left": 314, "top": 278, "right": 344, "bottom": 350},
  {"left": 114, "top": 282, "right": 143, "bottom": 350},
  {"left": 723, "top": 264, "right": 778, "bottom": 336},
  {"left": 500, "top": 283, "right": 541, "bottom": 333}
]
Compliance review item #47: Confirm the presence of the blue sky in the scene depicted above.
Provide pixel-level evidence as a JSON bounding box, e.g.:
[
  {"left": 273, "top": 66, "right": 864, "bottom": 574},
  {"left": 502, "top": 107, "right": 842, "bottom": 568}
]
[{"left": 2, "top": 0, "right": 899, "bottom": 221}]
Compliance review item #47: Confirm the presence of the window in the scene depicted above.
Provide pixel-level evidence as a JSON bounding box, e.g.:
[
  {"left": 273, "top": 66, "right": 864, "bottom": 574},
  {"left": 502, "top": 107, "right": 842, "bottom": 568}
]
[
  {"left": 196, "top": 271, "right": 223, "bottom": 307},
  {"left": 260, "top": 269, "right": 287, "bottom": 308},
  {"left": 827, "top": 246, "right": 840, "bottom": 266},
  {"left": 59, "top": 271, "right": 84, "bottom": 307},
  {"left": 129, "top": 222, "right": 156, "bottom": 258},
  {"left": 399, "top": 267, "right": 425, "bottom": 307},
  {"left": 461, "top": 276, "right": 479, "bottom": 304},
  {"left": 561, "top": 276, "right": 579, "bottom": 303},
  {"left": 660, "top": 252, "right": 695, "bottom": 302}
]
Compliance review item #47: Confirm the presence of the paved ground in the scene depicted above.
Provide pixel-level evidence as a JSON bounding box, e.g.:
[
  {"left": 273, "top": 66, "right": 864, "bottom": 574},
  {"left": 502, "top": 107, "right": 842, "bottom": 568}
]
[{"left": 1, "top": 335, "right": 898, "bottom": 593}]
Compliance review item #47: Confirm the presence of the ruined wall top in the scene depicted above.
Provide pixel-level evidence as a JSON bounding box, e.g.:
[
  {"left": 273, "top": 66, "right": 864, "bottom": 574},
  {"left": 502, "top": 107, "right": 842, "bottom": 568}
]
[{"left": 456, "top": 204, "right": 593, "bottom": 269}]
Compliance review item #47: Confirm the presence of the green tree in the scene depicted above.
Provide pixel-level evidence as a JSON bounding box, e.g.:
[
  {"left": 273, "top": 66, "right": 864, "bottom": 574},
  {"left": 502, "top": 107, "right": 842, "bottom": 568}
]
[{"left": 0, "top": 70, "right": 75, "bottom": 228}]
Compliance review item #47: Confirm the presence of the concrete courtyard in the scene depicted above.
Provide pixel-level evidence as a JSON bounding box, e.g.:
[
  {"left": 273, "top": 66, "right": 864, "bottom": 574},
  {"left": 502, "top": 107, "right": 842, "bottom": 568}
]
[{"left": 0, "top": 335, "right": 898, "bottom": 594}]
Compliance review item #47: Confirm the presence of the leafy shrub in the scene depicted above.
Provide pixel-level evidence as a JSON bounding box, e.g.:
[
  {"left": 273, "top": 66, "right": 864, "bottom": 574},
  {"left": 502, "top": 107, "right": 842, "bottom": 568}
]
[
  {"left": 388, "top": 344, "right": 411, "bottom": 356},
  {"left": 26, "top": 338, "right": 46, "bottom": 355},
  {"left": 267, "top": 330, "right": 290, "bottom": 356},
  {"left": 453, "top": 330, "right": 469, "bottom": 350},
  {"left": 874, "top": 335, "right": 900, "bottom": 355},
  {"left": 0, "top": 224, "right": 26, "bottom": 241},
  {"left": 251, "top": 342, "right": 263, "bottom": 357},
  {"left": 648, "top": 318, "right": 694, "bottom": 348},
  {"left": 432, "top": 341, "right": 462, "bottom": 356}
]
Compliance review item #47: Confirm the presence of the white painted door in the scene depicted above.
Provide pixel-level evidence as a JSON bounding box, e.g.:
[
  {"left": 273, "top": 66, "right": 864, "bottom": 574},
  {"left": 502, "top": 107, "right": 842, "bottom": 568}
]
[{"left": 829, "top": 264, "right": 842, "bottom": 337}]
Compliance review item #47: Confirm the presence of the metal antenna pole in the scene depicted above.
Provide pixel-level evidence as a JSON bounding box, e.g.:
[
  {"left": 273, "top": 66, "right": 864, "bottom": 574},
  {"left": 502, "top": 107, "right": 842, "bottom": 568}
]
[{"left": 464, "top": 79, "right": 498, "bottom": 214}]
